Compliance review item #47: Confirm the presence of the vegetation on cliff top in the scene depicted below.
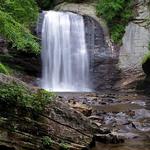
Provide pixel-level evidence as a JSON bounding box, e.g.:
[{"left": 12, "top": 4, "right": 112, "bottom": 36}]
[
  {"left": 96, "top": 0, "right": 133, "bottom": 44},
  {"left": 0, "top": 83, "right": 55, "bottom": 111},
  {"left": 0, "top": 0, "right": 40, "bottom": 54}
]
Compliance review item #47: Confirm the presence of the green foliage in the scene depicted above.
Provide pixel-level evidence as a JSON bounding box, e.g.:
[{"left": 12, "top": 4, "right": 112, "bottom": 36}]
[
  {"left": 42, "top": 136, "right": 53, "bottom": 148},
  {"left": 96, "top": 0, "right": 133, "bottom": 44},
  {"left": 142, "top": 42, "right": 150, "bottom": 64},
  {"left": 110, "top": 24, "right": 125, "bottom": 44},
  {"left": 32, "top": 89, "right": 55, "bottom": 111},
  {"left": 0, "top": 83, "right": 55, "bottom": 111},
  {"left": 0, "top": 63, "right": 11, "bottom": 75},
  {"left": 60, "top": 142, "right": 69, "bottom": 150},
  {"left": 0, "top": 83, "right": 31, "bottom": 105},
  {"left": 0, "top": 0, "right": 38, "bottom": 27},
  {"left": 143, "top": 41, "right": 150, "bottom": 63},
  {"left": 0, "top": 0, "right": 40, "bottom": 53},
  {"left": 142, "top": 52, "right": 150, "bottom": 64}
]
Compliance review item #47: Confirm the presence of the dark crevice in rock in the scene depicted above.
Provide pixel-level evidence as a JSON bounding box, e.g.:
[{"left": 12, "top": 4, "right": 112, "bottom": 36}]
[{"left": 0, "top": 145, "right": 16, "bottom": 150}]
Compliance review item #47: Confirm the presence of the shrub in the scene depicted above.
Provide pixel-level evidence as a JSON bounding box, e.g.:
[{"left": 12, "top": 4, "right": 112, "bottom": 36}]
[
  {"left": 0, "top": 83, "right": 31, "bottom": 105},
  {"left": 110, "top": 24, "right": 125, "bottom": 44},
  {"left": 0, "top": 0, "right": 40, "bottom": 54},
  {"left": 60, "top": 142, "right": 69, "bottom": 150},
  {"left": 96, "top": 0, "right": 133, "bottom": 44},
  {"left": 32, "top": 89, "right": 55, "bottom": 111},
  {"left": 42, "top": 136, "right": 53, "bottom": 148},
  {"left": 0, "top": 83, "right": 55, "bottom": 111},
  {"left": 0, "top": 0, "right": 38, "bottom": 27}
]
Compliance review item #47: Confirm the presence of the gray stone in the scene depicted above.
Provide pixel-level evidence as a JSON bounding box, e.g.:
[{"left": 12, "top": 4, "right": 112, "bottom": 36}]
[
  {"left": 119, "top": 0, "right": 150, "bottom": 74},
  {"left": 54, "top": 2, "right": 109, "bottom": 38},
  {"left": 119, "top": 22, "right": 150, "bottom": 72}
]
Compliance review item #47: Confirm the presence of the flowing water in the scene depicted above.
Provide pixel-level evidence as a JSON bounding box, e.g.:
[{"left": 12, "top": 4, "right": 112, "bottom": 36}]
[
  {"left": 58, "top": 92, "right": 150, "bottom": 150},
  {"left": 41, "top": 11, "right": 90, "bottom": 92},
  {"left": 40, "top": 10, "right": 150, "bottom": 150}
]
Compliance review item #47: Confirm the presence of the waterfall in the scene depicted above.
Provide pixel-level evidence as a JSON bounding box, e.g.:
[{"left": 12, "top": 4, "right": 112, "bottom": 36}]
[{"left": 41, "top": 11, "right": 90, "bottom": 92}]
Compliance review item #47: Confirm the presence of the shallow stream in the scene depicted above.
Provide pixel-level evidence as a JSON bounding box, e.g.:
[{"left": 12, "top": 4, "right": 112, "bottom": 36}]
[{"left": 58, "top": 92, "right": 150, "bottom": 150}]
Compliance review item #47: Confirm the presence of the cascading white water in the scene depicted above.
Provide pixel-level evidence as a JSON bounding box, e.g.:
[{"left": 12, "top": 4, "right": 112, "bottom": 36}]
[{"left": 41, "top": 11, "right": 90, "bottom": 92}]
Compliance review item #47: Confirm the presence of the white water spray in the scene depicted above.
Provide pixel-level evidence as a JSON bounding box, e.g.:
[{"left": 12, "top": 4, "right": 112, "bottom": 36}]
[{"left": 41, "top": 11, "right": 90, "bottom": 92}]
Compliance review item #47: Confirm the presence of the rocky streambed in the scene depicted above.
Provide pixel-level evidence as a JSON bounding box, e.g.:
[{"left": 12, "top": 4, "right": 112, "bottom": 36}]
[
  {"left": 0, "top": 73, "right": 150, "bottom": 150},
  {"left": 58, "top": 91, "right": 150, "bottom": 150}
]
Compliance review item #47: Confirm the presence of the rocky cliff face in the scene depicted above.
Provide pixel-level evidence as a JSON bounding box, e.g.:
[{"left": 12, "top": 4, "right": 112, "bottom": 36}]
[
  {"left": 0, "top": 100, "right": 92, "bottom": 150},
  {"left": 119, "top": 0, "right": 150, "bottom": 73},
  {"left": 0, "top": 74, "right": 124, "bottom": 150},
  {"left": 34, "top": 0, "right": 150, "bottom": 91},
  {"left": 0, "top": 75, "right": 93, "bottom": 150},
  {"left": 54, "top": 3, "right": 120, "bottom": 91},
  {"left": 1, "top": 1, "right": 150, "bottom": 150},
  {"left": 53, "top": 1, "right": 150, "bottom": 91},
  {"left": 114, "top": 0, "right": 150, "bottom": 90}
]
